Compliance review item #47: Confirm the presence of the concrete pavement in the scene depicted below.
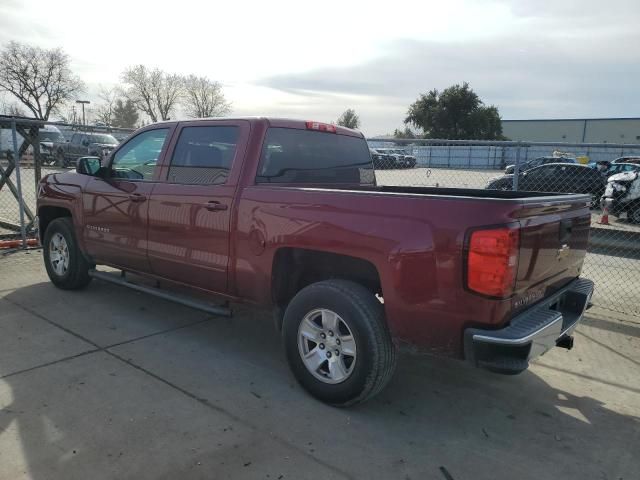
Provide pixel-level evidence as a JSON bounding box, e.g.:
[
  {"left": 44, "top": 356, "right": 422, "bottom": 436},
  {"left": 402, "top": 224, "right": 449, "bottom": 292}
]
[{"left": 0, "top": 251, "right": 639, "bottom": 479}]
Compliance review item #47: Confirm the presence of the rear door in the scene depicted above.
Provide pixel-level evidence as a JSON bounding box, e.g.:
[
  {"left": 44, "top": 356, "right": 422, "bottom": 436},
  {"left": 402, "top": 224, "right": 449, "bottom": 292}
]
[
  {"left": 82, "top": 127, "right": 174, "bottom": 272},
  {"left": 146, "top": 120, "right": 250, "bottom": 293}
]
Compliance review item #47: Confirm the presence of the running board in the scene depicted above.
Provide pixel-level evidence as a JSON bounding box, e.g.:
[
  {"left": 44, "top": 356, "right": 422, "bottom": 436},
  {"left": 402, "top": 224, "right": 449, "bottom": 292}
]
[{"left": 88, "top": 270, "right": 232, "bottom": 317}]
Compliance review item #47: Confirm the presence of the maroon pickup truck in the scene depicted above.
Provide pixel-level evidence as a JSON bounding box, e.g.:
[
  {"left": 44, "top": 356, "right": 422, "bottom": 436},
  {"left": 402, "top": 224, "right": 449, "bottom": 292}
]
[{"left": 36, "top": 118, "right": 594, "bottom": 406}]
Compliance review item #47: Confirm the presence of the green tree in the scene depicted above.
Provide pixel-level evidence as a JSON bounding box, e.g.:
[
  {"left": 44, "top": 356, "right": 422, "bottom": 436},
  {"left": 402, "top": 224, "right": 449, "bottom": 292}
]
[
  {"left": 111, "top": 99, "right": 139, "bottom": 128},
  {"left": 337, "top": 108, "right": 361, "bottom": 129},
  {"left": 393, "top": 127, "right": 416, "bottom": 139},
  {"left": 404, "top": 82, "right": 503, "bottom": 140}
]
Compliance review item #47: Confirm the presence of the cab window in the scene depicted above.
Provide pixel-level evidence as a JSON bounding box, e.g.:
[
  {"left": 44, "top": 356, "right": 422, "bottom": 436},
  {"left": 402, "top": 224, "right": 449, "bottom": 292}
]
[
  {"left": 111, "top": 128, "right": 169, "bottom": 181},
  {"left": 167, "top": 126, "right": 239, "bottom": 185}
]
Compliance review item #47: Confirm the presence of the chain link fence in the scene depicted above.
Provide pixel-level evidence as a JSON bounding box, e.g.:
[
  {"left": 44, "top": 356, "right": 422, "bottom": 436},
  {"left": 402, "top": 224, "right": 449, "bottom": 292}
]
[
  {"left": 1, "top": 117, "right": 133, "bottom": 243},
  {"left": 2, "top": 120, "right": 639, "bottom": 318},
  {"left": 369, "top": 138, "right": 640, "bottom": 316}
]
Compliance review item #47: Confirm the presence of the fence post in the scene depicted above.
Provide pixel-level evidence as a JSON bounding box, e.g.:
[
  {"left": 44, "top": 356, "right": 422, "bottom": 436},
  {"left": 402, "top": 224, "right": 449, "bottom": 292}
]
[
  {"left": 512, "top": 143, "right": 521, "bottom": 191},
  {"left": 11, "top": 119, "right": 27, "bottom": 249}
]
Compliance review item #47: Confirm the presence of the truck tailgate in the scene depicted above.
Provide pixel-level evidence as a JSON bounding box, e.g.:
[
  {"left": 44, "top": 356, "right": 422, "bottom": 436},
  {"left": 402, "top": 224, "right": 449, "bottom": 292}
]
[{"left": 512, "top": 195, "right": 591, "bottom": 311}]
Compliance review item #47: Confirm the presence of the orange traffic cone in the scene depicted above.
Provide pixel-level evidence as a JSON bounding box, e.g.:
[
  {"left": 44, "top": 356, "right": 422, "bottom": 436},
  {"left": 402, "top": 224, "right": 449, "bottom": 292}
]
[{"left": 598, "top": 203, "right": 610, "bottom": 225}]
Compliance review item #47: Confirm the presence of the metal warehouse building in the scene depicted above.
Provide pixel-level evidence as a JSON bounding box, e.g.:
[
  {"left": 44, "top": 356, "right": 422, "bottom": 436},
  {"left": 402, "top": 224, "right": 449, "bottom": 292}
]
[{"left": 502, "top": 118, "right": 640, "bottom": 143}]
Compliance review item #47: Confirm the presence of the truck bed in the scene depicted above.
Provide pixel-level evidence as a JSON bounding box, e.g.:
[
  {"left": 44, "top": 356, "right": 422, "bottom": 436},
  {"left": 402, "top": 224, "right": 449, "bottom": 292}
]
[{"left": 320, "top": 184, "right": 591, "bottom": 202}]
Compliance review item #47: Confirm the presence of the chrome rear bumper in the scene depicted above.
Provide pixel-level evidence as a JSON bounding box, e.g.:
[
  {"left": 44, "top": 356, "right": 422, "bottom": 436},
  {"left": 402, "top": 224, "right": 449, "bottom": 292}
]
[{"left": 464, "top": 278, "right": 594, "bottom": 374}]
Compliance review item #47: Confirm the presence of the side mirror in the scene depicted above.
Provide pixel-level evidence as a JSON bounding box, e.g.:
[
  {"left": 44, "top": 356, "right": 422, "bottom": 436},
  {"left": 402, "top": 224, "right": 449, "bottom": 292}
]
[
  {"left": 82, "top": 140, "right": 90, "bottom": 147},
  {"left": 77, "top": 157, "right": 102, "bottom": 176}
]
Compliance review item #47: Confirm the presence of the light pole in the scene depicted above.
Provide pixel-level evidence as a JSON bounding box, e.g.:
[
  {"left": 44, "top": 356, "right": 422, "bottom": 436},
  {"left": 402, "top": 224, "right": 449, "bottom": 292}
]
[{"left": 75, "top": 100, "right": 90, "bottom": 127}]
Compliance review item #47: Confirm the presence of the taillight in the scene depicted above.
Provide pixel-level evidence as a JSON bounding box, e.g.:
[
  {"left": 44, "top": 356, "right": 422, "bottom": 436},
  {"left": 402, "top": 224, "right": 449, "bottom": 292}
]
[
  {"left": 466, "top": 227, "right": 520, "bottom": 298},
  {"left": 306, "top": 121, "right": 337, "bottom": 133}
]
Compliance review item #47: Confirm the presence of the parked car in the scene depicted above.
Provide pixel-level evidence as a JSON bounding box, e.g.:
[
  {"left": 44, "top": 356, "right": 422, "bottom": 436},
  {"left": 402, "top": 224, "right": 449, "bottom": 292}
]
[
  {"left": 37, "top": 117, "right": 594, "bottom": 406},
  {"left": 602, "top": 170, "right": 640, "bottom": 223},
  {"left": 369, "top": 148, "right": 398, "bottom": 169},
  {"left": 375, "top": 148, "right": 416, "bottom": 169},
  {"left": 588, "top": 161, "right": 640, "bottom": 179},
  {"left": 504, "top": 155, "right": 577, "bottom": 174},
  {"left": 369, "top": 148, "right": 390, "bottom": 169},
  {"left": 612, "top": 156, "right": 640, "bottom": 165},
  {"left": 488, "top": 163, "right": 605, "bottom": 206},
  {"left": 54, "top": 132, "right": 119, "bottom": 167},
  {"left": 606, "top": 162, "right": 640, "bottom": 177},
  {"left": 38, "top": 125, "right": 67, "bottom": 164},
  {"left": 391, "top": 149, "right": 417, "bottom": 168}
]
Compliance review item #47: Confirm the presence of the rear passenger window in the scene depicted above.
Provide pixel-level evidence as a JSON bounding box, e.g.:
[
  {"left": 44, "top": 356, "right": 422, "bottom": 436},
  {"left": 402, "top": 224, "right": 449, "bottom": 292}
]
[{"left": 168, "top": 126, "right": 239, "bottom": 185}]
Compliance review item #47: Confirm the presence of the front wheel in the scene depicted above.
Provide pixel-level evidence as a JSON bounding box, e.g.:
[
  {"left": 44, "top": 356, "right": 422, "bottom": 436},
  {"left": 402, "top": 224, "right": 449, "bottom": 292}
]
[
  {"left": 43, "top": 217, "right": 93, "bottom": 290},
  {"left": 282, "top": 280, "right": 396, "bottom": 407}
]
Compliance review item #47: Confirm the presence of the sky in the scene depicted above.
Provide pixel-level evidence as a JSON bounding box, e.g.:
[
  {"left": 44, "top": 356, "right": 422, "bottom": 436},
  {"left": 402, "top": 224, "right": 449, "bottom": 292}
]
[{"left": 0, "top": 0, "right": 639, "bottom": 136}]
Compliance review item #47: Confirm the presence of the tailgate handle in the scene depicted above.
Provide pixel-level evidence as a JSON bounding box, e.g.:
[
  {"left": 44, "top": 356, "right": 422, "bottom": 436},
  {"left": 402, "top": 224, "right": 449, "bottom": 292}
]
[{"left": 559, "top": 219, "right": 573, "bottom": 243}]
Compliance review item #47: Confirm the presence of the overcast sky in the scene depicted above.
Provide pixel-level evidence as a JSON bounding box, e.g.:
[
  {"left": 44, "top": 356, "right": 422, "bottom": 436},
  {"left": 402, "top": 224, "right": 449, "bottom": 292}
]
[{"left": 1, "top": 0, "right": 639, "bottom": 135}]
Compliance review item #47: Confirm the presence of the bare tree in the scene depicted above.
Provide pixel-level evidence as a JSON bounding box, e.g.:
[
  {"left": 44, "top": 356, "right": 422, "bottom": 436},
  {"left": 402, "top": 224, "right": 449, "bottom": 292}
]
[
  {"left": 93, "top": 86, "right": 118, "bottom": 125},
  {"left": 337, "top": 108, "right": 361, "bottom": 129},
  {"left": 0, "top": 98, "right": 27, "bottom": 116},
  {"left": 183, "top": 75, "right": 231, "bottom": 118},
  {"left": 121, "top": 65, "right": 183, "bottom": 122},
  {"left": 0, "top": 41, "right": 84, "bottom": 120}
]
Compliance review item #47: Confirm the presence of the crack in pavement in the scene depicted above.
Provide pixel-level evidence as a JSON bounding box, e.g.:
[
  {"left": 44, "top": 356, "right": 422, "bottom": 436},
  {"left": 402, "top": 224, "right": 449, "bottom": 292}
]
[{"left": 1, "top": 296, "right": 355, "bottom": 480}]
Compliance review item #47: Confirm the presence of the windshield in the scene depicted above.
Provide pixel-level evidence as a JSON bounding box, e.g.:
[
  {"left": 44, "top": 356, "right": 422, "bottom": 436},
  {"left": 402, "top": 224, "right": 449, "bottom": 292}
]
[
  {"left": 39, "top": 131, "right": 65, "bottom": 143},
  {"left": 89, "top": 134, "right": 118, "bottom": 145}
]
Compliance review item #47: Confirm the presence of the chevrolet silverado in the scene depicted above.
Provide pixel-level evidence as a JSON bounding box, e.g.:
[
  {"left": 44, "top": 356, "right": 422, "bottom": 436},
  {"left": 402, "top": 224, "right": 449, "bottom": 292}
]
[{"left": 36, "top": 118, "right": 594, "bottom": 406}]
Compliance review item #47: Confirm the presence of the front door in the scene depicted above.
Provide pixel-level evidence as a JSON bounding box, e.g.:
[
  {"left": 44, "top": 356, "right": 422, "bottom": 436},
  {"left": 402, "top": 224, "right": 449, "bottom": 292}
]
[
  {"left": 82, "top": 127, "right": 173, "bottom": 272},
  {"left": 146, "top": 121, "right": 248, "bottom": 293}
]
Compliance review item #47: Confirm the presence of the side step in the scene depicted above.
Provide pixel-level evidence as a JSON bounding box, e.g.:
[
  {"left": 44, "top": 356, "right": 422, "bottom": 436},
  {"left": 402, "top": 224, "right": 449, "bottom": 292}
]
[{"left": 88, "top": 270, "right": 232, "bottom": 317}]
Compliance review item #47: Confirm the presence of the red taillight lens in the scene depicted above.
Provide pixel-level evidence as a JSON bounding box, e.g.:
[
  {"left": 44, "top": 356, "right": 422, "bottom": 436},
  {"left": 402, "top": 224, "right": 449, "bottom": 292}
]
[
  {"left": 466, "top": 227, "right": 520, "bottom": 298},
  {"left": 305, "top": 121, "right": 337, "bottom": 133}
]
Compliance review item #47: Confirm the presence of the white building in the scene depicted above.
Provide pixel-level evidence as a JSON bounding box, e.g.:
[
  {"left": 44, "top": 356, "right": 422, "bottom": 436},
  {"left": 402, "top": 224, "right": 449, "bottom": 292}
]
[{"left": 502, "top": 118, "right": 640, "bottom": 144}]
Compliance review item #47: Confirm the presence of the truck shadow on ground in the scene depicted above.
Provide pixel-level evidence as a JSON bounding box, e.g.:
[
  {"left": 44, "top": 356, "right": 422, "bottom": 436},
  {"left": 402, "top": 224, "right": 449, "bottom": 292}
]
[{"left": 1, "top": 281, "right": 639, "bottom": 479}]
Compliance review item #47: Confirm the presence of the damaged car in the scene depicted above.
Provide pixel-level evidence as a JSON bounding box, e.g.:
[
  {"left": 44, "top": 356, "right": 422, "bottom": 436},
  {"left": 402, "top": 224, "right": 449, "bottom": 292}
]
[{"left": 602, "top": 169, "right": 640, "bottom": 223}]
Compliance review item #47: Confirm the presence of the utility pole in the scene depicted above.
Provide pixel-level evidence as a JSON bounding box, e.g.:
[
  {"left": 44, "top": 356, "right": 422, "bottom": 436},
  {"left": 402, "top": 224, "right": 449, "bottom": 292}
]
[{"left": 76, "top": 100, "right": 90, "bottom": 128}]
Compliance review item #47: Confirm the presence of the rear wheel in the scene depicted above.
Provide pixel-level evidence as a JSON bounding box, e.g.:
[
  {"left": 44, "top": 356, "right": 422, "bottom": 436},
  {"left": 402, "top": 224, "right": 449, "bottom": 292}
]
[
  {"left": 43, "top": 218, "right": 93, "bottom": 290},
  {"left": 282, "top": 280, "right": 396, "bottom": 407}
]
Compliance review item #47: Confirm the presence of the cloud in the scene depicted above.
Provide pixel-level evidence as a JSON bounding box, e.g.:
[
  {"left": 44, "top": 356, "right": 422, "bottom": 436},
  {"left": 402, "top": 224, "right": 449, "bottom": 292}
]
[{"left": 257, "top": 26, "right": 640, "bottom": 134}]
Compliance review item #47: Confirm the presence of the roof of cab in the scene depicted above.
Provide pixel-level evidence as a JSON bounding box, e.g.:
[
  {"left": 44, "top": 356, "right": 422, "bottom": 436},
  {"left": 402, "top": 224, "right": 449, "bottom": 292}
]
[{"left": 157, "top": 117, "right": 364, "bottom": 138}]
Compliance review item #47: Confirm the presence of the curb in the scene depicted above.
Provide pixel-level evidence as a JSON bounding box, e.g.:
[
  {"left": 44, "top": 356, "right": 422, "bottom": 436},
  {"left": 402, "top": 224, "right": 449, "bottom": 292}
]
[{"left": 0, "top": 238, "right": 39, "bottom": 249}]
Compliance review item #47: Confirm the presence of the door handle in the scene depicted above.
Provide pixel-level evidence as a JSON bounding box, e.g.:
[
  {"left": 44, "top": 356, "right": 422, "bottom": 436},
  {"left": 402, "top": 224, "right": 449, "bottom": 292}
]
[
  {"left": 129, "top": 193, "right": 147, "bottom": 202},
  {"left": 202, "top": 201, "right": 228, "bottom": 211}
]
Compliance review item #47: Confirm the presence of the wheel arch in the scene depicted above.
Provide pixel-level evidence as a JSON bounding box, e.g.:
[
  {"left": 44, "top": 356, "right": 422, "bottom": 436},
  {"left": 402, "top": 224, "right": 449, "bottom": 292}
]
[
  {"left": 38, "top": 206, "right": 72, "bottom": 243},
  {"left": 271, "top": 247, "right": 383, "bottom": 329}
]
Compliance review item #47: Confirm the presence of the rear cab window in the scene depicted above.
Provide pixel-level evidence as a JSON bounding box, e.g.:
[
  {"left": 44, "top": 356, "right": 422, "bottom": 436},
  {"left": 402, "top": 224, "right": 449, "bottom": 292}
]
[{"left": 256, "top": 128, "right": 375, "bottom": 184}]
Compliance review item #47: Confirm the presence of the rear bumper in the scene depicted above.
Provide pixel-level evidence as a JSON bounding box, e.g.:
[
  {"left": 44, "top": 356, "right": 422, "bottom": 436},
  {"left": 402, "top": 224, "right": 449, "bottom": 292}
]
[{"left": 464, "top": 278, "right": 594, "bottom": 374}]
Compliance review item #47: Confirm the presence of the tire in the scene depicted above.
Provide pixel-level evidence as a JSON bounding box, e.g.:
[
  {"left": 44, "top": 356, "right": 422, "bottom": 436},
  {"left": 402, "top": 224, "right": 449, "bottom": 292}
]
[
  {"left": 282, "top": 279, "right": 396, "bottom": 407},
  {"left": 55, "top": 150, "right": 65, "bottom": 167},
  {"left": 43, "top": 217, "right": 93, "bottom": 290},
  {"left": 630, "top": 205, "right": 640, "bottom": 224}
]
